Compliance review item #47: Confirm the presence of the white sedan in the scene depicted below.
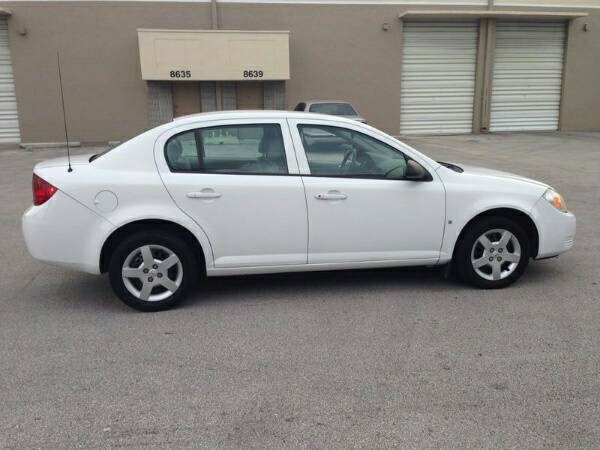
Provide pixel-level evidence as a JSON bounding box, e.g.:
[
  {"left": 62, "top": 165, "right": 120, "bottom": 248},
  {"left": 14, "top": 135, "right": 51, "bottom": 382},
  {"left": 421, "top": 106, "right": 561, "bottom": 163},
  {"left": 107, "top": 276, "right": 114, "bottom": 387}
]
[{"left": 22, "top": 111, "right": 575, "bottom": 311}]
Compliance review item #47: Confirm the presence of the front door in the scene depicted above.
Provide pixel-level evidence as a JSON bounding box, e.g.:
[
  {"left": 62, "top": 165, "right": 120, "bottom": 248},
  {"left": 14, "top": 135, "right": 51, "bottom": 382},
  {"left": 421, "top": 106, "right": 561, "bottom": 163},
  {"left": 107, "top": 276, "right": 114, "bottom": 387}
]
[
  {"left": 172, "top": 82, "right": 201, "bottom": 117},
  {"left": 156, "top": 119, "right": 307, "bottom": 268},
  {"left": 236, "top": 82, "right": 264, "bottom": 109},
  {"left": 288, "top": 119, "right": 446, "bottom": 264}
]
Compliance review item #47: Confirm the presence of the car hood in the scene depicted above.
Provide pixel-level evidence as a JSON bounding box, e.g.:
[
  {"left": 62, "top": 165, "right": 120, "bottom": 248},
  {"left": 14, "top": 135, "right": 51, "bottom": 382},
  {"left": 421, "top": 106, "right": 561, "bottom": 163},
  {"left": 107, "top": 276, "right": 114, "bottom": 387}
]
[
  {"left": 34, "top": 154, "right": 94, "bottom": 170},
  {"left": 454, "top": 164, "right": 551, "bottom": 189}
]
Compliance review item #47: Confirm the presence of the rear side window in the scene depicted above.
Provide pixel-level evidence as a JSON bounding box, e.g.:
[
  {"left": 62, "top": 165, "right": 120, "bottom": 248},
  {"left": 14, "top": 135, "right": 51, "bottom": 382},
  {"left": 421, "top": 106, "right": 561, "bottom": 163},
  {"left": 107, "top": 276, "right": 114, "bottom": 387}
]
[
  {"left": 164, "top": 124, "right": 288, "bottom": 175},
  {"left": 294, "top": 103, "right": 306, "bottom": 111},
  {"left": 165, "top": 130, "right": 199, "bottom": 171}
]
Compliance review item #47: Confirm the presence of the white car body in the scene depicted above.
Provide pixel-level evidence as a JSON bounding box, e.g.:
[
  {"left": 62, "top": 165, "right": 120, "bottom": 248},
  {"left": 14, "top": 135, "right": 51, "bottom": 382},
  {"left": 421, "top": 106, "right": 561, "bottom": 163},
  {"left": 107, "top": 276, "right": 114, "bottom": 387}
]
[{"left": 23, "top": 111, "right": 575, "bottom": 291}]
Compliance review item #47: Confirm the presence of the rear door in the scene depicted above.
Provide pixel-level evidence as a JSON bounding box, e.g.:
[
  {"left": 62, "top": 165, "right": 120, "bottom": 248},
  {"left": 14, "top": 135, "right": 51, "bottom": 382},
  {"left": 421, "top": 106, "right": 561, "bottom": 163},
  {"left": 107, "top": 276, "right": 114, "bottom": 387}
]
[{"left": 155, "top": 118, "right": 307, "bottom": 268}]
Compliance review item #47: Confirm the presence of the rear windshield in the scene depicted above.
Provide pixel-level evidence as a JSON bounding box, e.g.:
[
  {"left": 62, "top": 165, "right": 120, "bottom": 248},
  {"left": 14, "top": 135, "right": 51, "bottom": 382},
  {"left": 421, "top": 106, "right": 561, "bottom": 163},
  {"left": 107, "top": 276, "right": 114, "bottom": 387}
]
[
  {"left": 89, "top": 134, "right": 137, "bottom": 162},
  {"left": 309, "top": 102, "right": 357, "bottom": 116}
]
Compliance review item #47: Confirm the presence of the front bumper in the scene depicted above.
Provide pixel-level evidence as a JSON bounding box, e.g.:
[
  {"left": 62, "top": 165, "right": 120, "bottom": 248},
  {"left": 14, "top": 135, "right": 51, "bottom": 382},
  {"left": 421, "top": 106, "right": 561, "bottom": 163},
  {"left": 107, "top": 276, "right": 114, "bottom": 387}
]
[
  {"left": 530, "top": 196, "right": 576, "bottom": 259},
  {"left": 22, "top": 191, "right": 114, "bottom": 274}
]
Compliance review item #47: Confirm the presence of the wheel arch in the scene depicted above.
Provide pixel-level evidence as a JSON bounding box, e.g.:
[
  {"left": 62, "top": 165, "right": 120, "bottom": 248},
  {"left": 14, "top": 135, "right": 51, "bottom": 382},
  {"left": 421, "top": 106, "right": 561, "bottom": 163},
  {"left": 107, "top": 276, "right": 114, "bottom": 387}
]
[
  {"left": 100, "top": 219, "right": 207, "bottom": 274},
  {"left": 452, "top": 207, "right": 540, "bottom": 260}
]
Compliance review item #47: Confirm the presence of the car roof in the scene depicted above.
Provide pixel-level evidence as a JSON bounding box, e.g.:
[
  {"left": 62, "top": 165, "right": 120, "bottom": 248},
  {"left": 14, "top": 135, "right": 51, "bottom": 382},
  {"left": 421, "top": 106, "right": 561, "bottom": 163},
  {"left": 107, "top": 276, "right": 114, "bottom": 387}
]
[{"left": 172, "top": 110, "right": 360, "bottom": 125}]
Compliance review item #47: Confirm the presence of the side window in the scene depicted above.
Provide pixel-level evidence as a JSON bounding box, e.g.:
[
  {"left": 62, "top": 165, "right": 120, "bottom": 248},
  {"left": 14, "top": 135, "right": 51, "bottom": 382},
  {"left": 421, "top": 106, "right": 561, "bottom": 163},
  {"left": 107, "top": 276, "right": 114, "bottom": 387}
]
[
  {"left": 294, "top": 103, "right": 306, "bottom": 111},
  {"left": 165, "top": 124, "right": 288, "bottom": 175},
  {"left": 165, "top": 130, "right": 200, "bottom": 171},
  {"left": 298, "top": 125, "right": 407, "bottom": 179}
]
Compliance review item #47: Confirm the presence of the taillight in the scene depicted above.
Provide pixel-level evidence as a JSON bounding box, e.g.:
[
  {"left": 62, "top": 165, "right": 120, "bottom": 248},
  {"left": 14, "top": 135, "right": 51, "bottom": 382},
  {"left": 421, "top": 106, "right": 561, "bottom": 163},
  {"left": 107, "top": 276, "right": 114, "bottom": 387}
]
[{"left": 32, "top": 173, "right": 58, "bottom": 205}]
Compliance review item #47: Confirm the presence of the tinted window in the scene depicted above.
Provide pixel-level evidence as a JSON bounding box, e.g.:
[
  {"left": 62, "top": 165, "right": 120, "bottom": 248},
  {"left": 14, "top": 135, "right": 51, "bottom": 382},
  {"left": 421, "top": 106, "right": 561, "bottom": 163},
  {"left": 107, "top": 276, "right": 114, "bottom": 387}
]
[
  {"left": 165, "top": 124, "right": 288, "bottom": 175},
  {"left": 308, "top": 103, "right": 357, "bottom": 116},
  {"left": 294, "top": 103, "right": 306, "bottom": 111},
  {"left": 165, "top": 130, "right": 200, "bottom": 171},
  {"left": 298, "top": 125, "right": 407, "bottom": 179}
]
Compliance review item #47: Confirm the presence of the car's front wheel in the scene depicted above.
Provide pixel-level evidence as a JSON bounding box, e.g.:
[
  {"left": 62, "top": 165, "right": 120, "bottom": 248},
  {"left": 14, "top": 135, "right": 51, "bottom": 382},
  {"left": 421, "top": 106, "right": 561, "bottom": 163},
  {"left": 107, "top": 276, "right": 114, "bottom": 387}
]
[
  {"left": 455, "top": 216, "right": 530, "bottom": 289},
  {"left": 108, "top": 230, "right": 197, "bottom": 311}
]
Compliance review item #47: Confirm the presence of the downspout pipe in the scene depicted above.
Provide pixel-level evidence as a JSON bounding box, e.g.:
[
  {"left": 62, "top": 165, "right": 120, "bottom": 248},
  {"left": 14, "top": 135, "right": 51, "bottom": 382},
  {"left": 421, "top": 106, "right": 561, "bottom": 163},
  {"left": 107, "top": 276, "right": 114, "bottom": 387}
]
[
  {"left": 211, "top": 0, "right": 223, "bottom": 110},
  {"left": 211, "top": 0, "right": 219, "bottom": 30}
]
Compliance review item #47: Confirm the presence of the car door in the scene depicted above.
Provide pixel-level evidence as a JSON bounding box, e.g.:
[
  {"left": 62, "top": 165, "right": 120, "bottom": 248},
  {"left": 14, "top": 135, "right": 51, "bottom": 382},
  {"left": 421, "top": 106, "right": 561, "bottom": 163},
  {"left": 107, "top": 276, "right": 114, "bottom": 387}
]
[
  {"left": 155, "top": 118, "right": 308, "bottom": 268},
  {"left": 287, "top": 118, "right": 445, "bottom": 265}
]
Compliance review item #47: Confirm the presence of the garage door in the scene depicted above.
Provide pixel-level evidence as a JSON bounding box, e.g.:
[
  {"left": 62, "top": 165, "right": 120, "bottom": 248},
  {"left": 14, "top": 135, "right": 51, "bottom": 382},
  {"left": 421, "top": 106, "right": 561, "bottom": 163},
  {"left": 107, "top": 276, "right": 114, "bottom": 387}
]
[
  {"left": 0, "top": 17, "right": 20, "bottom": 143},
  {"left": 400, "top": 21, "right": 479, "bottom": 135},
  {"left": 490, "top": 22, "right": 566, "bottom": 132}
]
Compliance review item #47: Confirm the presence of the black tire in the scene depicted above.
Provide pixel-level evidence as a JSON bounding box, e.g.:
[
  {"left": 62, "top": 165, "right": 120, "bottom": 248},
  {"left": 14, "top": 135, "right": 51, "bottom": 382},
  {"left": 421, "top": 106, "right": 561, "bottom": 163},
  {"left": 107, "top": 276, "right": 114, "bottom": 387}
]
[
  {"left": 108, "top": 229, "right": 198, "bottom": 311},
  {"left": 455, "top": 216, "right": 530, "bottom": 289}
]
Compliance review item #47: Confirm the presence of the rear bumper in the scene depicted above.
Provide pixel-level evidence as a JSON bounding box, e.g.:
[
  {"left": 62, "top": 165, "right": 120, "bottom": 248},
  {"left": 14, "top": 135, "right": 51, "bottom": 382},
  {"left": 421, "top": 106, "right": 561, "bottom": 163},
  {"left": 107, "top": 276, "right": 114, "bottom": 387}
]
[
  {"left": 22, "top": 191, "right": 114, "bottom": 274},
  {"left": 531, "top": 196, "right": 576, "bottom": 259}
]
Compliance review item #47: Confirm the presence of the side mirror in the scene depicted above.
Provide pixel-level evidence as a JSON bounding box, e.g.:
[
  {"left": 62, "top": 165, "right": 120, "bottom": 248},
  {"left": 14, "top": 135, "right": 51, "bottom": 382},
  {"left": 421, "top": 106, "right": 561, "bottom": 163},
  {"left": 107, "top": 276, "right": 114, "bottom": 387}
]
[{"left": 405, "top": 159, "right": 431, "bottom": 181}]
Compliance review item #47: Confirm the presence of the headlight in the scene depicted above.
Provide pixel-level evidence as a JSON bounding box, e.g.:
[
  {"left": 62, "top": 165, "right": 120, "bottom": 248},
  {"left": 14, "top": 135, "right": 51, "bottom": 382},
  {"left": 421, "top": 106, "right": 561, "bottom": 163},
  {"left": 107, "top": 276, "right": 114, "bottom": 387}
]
[{"left": 543, "top": 188, "right": 568, "bottom": 213}]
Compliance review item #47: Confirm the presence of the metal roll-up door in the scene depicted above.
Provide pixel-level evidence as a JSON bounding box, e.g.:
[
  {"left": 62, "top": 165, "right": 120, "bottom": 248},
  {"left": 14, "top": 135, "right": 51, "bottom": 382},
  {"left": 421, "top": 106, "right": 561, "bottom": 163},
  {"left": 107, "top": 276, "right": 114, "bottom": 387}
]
[
  {"left": 0, "top": 17, "right": 20, "bottom": 144},
  {"left": 490, "top": 22, "right": 566, "bottom": 132},
  {"left": 400, "top": 21, "right": 478, "bottom": 135}
]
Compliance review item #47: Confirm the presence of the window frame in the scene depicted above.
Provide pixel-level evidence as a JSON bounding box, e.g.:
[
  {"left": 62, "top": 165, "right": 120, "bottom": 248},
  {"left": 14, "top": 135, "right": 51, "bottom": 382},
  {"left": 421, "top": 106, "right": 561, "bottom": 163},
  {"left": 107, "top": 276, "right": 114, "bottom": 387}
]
[{"left": 163, "top": 122, "right": 292, "bottom": 176}]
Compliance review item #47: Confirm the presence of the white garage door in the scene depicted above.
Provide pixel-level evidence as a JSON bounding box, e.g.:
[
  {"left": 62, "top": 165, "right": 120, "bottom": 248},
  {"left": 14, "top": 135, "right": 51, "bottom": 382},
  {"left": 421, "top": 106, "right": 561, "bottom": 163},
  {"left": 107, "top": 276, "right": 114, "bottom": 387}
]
[
  {"left": 400, "top": 21, "right": 479, "bottom": 135},
  {"left": 0, "top": 17, "right": 20, "bottom": 144},
  {"left": 490, "top": 22, "right": 566, "bottom": 132}
]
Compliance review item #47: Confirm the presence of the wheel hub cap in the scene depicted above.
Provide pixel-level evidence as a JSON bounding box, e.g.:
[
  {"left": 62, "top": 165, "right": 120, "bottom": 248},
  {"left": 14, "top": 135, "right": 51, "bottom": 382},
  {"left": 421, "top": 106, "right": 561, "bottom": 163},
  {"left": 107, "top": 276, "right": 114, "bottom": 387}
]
[
  {"left": 470, "top": 229, "right": 521, "bottom": 281},
  {"left": 121, "top": 244, "right": 183, "bottom": 302}
]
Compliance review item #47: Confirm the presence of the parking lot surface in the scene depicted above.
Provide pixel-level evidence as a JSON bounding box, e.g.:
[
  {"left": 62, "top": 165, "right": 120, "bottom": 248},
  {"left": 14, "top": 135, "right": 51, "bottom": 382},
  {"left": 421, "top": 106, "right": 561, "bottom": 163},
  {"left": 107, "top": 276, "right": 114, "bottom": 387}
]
[{"left": 1, "top": 132, "right": 599, "bottom": 448}]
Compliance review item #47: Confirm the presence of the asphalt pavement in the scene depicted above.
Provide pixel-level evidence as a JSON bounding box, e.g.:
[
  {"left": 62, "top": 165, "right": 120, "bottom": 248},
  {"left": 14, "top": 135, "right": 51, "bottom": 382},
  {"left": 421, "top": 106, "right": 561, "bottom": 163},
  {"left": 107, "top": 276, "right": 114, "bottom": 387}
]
[{"left": 1, "top": 132, "right": 598, "bottom": 448}]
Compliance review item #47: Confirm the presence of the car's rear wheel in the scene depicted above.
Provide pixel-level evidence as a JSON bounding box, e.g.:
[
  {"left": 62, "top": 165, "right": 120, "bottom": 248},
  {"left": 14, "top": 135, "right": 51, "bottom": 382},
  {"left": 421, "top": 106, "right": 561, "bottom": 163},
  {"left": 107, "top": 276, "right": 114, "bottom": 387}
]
[
  {"left": 108, "top": 230, "right": 197, "bottom": 311},
  {"left": 455, "top": 216, "right": 530, "bottom": 289}
]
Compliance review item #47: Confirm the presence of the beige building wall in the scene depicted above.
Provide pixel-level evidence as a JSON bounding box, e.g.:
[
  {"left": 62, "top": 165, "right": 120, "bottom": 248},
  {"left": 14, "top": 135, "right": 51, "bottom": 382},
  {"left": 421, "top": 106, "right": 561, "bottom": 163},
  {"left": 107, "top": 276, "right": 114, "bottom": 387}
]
[
  {"left": 219, "top": 3, "right": 408, "bottom": 135},
  {"left": 495, "top": 0, "right": 600, "bottom": 6},
  {"left": 138, "top": 29, "right": 290, "bottom": 81},
  {"left": 2, "top": 1, "right": 212, "bottom": 143},
  {"left": 1, "top": 1, "right": 600, "bottom": 143},
  {"left": 560, "top": 13, "right": 600, "bottom": 130}
]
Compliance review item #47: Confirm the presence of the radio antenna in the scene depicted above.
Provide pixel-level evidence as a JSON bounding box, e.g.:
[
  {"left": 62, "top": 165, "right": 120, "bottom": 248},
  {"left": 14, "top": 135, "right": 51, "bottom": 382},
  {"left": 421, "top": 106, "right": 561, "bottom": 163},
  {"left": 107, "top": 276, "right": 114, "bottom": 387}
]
[{"left": 56, "top": 52, "right": 72, "bottom": 173}]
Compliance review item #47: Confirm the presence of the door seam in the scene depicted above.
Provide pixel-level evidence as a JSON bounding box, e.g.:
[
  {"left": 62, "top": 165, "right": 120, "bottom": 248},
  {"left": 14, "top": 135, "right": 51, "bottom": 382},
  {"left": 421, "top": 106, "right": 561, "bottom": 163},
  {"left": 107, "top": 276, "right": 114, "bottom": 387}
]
[{"left": 285, "top": 118, "right": 310, "bottom": 263}]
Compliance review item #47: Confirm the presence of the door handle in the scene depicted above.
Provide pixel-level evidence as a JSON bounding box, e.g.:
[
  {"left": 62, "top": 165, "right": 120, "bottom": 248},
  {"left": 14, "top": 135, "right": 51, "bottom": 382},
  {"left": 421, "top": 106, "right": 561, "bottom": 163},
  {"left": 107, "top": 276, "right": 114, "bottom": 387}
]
[
  {"left": 187, "top": 190, "right": 222, "bottom": 199},
  {"left": 315, "top": 192, "right": 347, "bottom": 201}
]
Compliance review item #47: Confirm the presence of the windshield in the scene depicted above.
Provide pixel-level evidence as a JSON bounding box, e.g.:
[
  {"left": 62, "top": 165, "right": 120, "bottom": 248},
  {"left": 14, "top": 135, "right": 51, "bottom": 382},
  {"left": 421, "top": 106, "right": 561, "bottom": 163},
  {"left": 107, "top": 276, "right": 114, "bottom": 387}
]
[{"left": 309, "top": 102, "right": 357, "bottom": 116}]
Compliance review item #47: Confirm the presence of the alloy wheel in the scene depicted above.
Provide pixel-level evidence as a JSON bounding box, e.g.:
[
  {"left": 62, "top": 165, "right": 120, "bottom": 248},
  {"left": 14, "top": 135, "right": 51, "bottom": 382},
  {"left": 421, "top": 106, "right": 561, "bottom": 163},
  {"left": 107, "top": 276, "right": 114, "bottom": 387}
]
[
  {"left": 470, "top": 228, "right": 521, "bottom": 281},
  {"left": 121, "top": 244, "right": 183, "bottom": 301}
]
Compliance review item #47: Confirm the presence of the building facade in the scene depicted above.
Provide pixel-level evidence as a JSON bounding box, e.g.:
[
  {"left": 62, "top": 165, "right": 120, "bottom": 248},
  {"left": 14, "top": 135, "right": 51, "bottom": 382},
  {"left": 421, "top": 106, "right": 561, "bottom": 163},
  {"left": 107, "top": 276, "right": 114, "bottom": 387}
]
[{"left": 0, "top": 0, "right": 599, "bottom": 145}]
